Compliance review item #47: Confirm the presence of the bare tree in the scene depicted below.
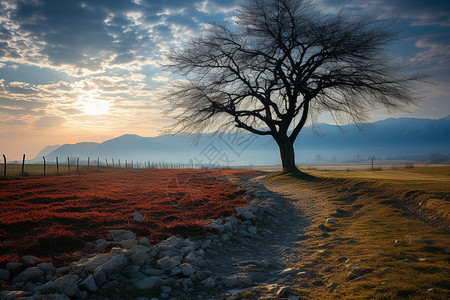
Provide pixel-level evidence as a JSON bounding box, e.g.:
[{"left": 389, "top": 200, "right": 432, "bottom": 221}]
[{"left": 164, "top": 0, "right": 422, "bottom": 174}]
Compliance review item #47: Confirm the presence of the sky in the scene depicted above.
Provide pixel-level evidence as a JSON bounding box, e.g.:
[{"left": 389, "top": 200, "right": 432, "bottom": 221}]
[{"left": 0, "top": 0, "right": 449, "bottom": 160}]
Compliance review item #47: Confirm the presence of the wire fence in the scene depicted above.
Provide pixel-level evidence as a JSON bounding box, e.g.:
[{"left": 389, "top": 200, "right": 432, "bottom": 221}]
[{"left": 0, "top": 154, "right": 235, "bottom": 177}]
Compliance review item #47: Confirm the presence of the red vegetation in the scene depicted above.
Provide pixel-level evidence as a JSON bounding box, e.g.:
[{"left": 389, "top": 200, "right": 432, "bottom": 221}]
[{"left": 0, "top": 169, "right": 255, "bottom": 267}]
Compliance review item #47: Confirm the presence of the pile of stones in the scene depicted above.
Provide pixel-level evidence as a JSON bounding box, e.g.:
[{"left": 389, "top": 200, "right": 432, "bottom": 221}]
[{"left": 1, "top": 181, "right": 281, "bottom": 300}]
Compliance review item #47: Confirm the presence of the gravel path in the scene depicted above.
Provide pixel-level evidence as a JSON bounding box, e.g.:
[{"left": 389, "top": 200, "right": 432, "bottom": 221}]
[{"left": 195, "top": 176, "right": 311, "bottom": 299}]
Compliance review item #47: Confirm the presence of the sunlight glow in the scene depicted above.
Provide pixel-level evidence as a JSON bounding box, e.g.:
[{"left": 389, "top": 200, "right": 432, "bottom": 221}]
[{"left": 79, "top": 96, "right": 111, "bottom": 115}]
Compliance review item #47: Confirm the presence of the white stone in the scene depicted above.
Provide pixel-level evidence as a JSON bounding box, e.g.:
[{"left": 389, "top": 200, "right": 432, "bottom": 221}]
[
  {"left": 52, "top": 275, "right": 79, "bottom": 296},
  {"left": 72, "top": 254, "right": 109, "bottom": 273},
  {"left": 12, "top": 267, "right": 43, "bottom": 283},
  {"left": 326, "top": 218, "right": 338, "bottom": 224},
  {"left": 121, "top": 239, "right": 137, "bottom": 249},
  {"left": 96, "top": 254, "right": 127, "bottom": 276},
  {"left": 130, "top": 245, "right": 150, "bottom": 266},
  {"left": 133, "top": 212, "right": 144, "bottom": 223},
  {"left": 23, "top": 255, "right": 39, "bottom": 265},
  {"left": 109, "top": 230, "right": 136, "bottom": 242},
  {"left": 156, "top": 256, "right": 178, "bottom": 271}
]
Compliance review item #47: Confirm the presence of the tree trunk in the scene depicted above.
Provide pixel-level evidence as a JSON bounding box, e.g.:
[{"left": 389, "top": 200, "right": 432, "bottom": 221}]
[{"left": 277, "top": 139, "right": 298, "bottom": 172}]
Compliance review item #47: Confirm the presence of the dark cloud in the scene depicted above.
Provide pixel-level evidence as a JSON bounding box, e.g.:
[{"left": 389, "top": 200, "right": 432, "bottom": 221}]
[
  {"left": 0, "top": 0, "right": 236, "bottom": 73},
  {"left": 319, "top": 0, "right": 450, "bottom": 26}
]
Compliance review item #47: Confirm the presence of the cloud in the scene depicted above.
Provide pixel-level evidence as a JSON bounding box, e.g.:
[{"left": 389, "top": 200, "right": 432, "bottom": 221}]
[
  {"left": 318, "top": 0, "right": 450, "bottom": 26},
  {"left": 34, "top": 116, "right": 67, "bottom": 128},
  {"left": 0, "top": 0, "right": 236, "bottom": 75}
]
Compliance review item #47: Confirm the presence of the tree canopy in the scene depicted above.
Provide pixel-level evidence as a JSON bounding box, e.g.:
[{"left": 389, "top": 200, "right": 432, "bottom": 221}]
[{"left": 164, "top": 0, "right": 422, "bottom": 173}]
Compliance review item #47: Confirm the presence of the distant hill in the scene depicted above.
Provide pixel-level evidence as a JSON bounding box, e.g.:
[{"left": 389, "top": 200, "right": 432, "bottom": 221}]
[
  {"left": 32, "top": 116, "right": 450, "bottom": 165},
  {"left": 32, "top": 144, "right": 60, "bottom": 160}
]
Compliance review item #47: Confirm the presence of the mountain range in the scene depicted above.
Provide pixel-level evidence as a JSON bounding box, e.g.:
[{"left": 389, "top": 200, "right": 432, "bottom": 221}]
[{"left": 31, "top": 116, "right": 450, "bottom": 165}]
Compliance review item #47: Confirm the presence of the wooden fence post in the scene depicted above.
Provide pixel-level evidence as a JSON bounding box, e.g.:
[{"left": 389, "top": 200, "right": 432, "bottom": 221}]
[
  {"left": 56, "top": 157, "right": 59, "bottom": 174},
  {"left": 43, "top": 156, "right": 46, "bottom": 175},
  {"left": 88, "top": 157, "right": 90, "bottom": 169},
  {"left": 97, "top": 157, "right": 100, "bottom": 168},
  {"left": 112, "top": 158, "right": 114, "bottom": 168},
  {"left": 67, "top": 157, "right": 70, "bottom": 173},
  {"left": 125, "top": 160, "right": 127, "bottom": 168},
  {"left": 2, "top": 154, "right": 6, "bottom": 176},
  {"left": 105, "top": 158, "right": 108, "bottom": 167},
  {"left": 21, "top": 154, "right": 25, "bottom": 176},
  {"left": 77, "top": 157, "right": 79, "bottom": 172},
  {"left": 118, "top": 159, "right": 121, "bottom": 168}
]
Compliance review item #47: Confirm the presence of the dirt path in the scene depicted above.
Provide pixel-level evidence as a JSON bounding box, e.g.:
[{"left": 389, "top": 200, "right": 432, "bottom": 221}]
[{"left": 195, "top": 176, "right": 320, "bottom": 299}]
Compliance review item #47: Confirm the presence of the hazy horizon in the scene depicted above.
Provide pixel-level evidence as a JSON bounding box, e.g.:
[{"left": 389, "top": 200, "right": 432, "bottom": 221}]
[{"left": 1, "top": 0, "right": 449, "bottom": 160}]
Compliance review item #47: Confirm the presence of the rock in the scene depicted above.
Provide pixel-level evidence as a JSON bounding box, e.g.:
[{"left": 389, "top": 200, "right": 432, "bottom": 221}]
[
  {"left": 0, "top": 269, "right": 10, "bottom": 280},
  {"left": 55, "top": 266, "right": 70, "bottom": 276},
  {"left": 139, "top": 237, "right": 151, "bottom": 247},
  {"left": 337, "top": 256, "right": 347, "bottom": 263},
  {"left": 180, "top": 263, "right": 196, "bottom": 276},
  {"left": 241, "top": 211, "right": 256, "bottom": 221},
  {"left": 93, "top": 269, "right": 107, "bottom": 286},
  {"left": 381, "top": 267, "right": 393, "bottom": 273},
  {"left": 52, "top": 274, "right": 79, "bottom": 296},
  {"left": 142, "top": 267, "right": 164, "bottom": 276},
  {"left": 135, "top": 276, "right": 160, "bottom": 290},
  {"left": 206, "top": 223, "right": 225, "bottom": 233},
  {"left": 12, "top": 267, "right": 43, "bottom": 283},
  {"left": 79, "top": 274, "right": 98, "bottom": 292},
  {"left": 223, "top": 275, "right": 240, "bottom": 288},
  {"left": 346, "top": 267, "right": 363, "bottom": 281},
  {"left": 288, "top": 295, "right": 300, "bottom": 300},
  {"left": 156, "top": 256, "right": 179, "bottom": 271},
  {"left": 109, "top": 230, "right": 136, "bottom": 242},
  {"left": 202, "top": 277, "right": 216, "bottom": 288},
  {"left": 326, "top": 218, "right": 338, "bottom": 224},
  {"left": 133, "top": 212, "right": 144, "bottom": 223},
  {"left": 121, "top": 239, "right": 137, "bottom": 249},
  {"left": 226, "top": 216, "right": 238, "bottom": 225},
  {"left": 277, "top": 286, "right": 291, "bottom": 297},
  {"left": 23, "top": 255, "right": 39, "bottom": 265},
  {"left": 158, "top": 236, "right": 183, "bottom": 251},
  {"left": 96, "top": 254, "right": 127, "bottom": 276},
  {"left": 130, "top": 245, "right": 150, "bottom": 266},
  {"left": 72, "top": 254, "right": 109, "bottom": 273},
  {"left": 248, "top": 226, "right": 257, "bottom": 234},
  {"left": 1, "top": 291, "right": 26, "bottom": 300},
  {"left": 336, "top": 208, "right": 345, "bottom": 214},
  {"left": 38, "top": 262, "right": 54, "bottom": 273},
  {"left": 5, "top": 262, "right": 22, "bottom": 272},
  {"left": 185, "top": 253, "right": 205, "bottom": 267}
]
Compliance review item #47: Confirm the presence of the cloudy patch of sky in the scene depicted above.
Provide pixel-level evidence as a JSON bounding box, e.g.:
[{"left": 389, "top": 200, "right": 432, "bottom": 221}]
[{"left": 0, "top": 0, "right": 448, "bottom": 159}]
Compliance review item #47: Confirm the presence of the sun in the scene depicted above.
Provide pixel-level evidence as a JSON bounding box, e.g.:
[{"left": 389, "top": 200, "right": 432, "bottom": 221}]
[{"left": 79, "top": 96, "right": 111, "bottom": 115}]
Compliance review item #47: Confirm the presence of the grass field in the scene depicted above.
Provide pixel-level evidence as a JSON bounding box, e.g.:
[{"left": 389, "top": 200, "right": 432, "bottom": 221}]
[
  {"left": 0, "top": 169, "right": 255, "bottom": 269},
  {"left": 264, "top": 166, "right": 450, "bottom": 299}
]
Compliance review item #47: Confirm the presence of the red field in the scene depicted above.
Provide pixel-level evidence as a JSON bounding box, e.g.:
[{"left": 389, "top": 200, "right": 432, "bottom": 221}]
[{"left": 0, "top": 169, "right": 255, "bottom": 267}]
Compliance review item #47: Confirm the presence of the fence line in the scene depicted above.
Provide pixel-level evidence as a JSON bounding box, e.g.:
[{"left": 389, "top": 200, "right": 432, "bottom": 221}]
[{"left": 0, "top": 154, "right": 231, "bottom": 177}]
